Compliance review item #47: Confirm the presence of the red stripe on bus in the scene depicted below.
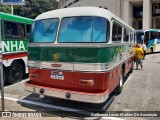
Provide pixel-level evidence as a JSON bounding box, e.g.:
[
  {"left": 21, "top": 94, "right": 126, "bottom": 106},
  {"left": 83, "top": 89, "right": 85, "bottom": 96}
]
[
  {"left": 28, "top": 68, "right": 120, "bottom": 93},
  {"left": 27, "top": 59, "right": 134, "bottom": 95},
  {"left": 2, "top": 52, "right": 28, "bottom": 60}
]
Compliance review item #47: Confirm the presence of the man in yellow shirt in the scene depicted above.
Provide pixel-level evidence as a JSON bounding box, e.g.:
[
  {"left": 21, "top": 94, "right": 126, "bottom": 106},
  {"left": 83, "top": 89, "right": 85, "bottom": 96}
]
[{"left": 135, "top": 44, "right": 144, "bottom": 70}]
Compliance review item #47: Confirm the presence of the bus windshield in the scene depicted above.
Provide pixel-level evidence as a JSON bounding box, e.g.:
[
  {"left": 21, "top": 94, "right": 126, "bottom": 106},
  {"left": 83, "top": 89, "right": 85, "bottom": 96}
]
[
  {"left": 31, "top": 18, "right": 59, "bottom": 42},
  {"left": 144, "top": 30, "right": 159, "bottom": 44},
  {"left": 58, "top": 16, "right": 109, "bottom": 43}
]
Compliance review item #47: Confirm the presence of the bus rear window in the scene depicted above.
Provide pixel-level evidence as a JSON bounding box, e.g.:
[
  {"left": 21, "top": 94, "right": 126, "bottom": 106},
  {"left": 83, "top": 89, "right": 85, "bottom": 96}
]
[
  {"left": 31, "top": 19, "right": 59, "bottom": 43},
  {"left": 58, "top": 16, "right": 109, "bottom": 43}
]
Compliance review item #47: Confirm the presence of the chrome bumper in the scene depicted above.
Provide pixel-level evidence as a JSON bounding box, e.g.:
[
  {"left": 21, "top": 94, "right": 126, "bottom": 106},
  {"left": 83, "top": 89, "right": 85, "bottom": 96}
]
[{"left": 24, "top": 81, "right": 109, "bottom": 104}]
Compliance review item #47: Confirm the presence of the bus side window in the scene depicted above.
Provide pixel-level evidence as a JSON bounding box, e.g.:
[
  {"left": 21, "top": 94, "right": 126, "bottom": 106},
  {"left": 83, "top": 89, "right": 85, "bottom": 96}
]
[
  {"left": 4, "top": 22, "right": 12, "bottom": 39},
  {"left": 124, "top": 28, "right": 129, "bottom": 42},
  {"left": 118, "top": 25, "right": 122, "bottom": 41},
  {"left": 112, "top": 23, "right": 118, "bottom": 41},
  {"left": 134, "top": 33, "right": 137, "bottom": 44},
  {"left": 11, "top": 23, "right": 25, "bottom": 39},
  {"left": 130, "top": 31, "right": 133, "bottom": 43},
  {"left": 112, "top": 22, "right": 122, "bottom": 42},
  {"left": 4, "top": 21, "right": 25, "bottom": 39},
  {"left": 132, "top": 33, "right": 134, "bottom": 43}
]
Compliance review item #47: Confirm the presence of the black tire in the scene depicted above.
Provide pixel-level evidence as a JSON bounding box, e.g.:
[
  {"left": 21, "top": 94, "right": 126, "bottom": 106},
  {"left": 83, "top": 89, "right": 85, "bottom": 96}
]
[
  {"left": 6, "top": 61, "right": 24, "bottom": 84},
  {"left": 0, "top": 67, "right": 6, "bottom": 86},
  {"left": 150, "top": 47, "right": 153, "bottom": 54},
  {"left": 115, "top": 69, "right": 124, "bottom": 95}
]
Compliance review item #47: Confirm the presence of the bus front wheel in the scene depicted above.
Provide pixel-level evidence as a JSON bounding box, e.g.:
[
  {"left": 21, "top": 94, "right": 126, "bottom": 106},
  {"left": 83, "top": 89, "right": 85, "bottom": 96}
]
[{"left": 6, "top": 61, "right": 24, "bottom": 84}]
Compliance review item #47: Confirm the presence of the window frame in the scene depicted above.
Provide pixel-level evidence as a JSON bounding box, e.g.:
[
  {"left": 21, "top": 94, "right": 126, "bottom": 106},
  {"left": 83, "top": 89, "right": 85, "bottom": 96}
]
[
  {"left": 123, "top": 28, "right": 130, "bottom": 43},
  {"left": 57, "top": 16, "right": 110, "bottom": 43},
  {"left": 30, "top": 18, "right": 59, "bottom": 43},
  {"left": 2, "top": 20, "right": 26, "bottom": 40},
  {"left": 112, "top": 21, "right": 123, "bottom": 43},
  {"left": 111, "top": 19, "right": 134, "bottom": 44}
]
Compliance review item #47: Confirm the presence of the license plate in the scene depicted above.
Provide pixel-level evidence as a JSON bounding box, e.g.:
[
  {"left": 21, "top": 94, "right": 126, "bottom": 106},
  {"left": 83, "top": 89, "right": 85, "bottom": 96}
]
[{"left": 51, "top": 73, "right": 64, "bottom": 80}]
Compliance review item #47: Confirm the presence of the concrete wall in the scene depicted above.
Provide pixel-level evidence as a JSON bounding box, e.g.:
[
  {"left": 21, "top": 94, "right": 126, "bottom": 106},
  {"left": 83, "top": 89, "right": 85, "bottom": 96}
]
[
  {"left": 123, "top": 0, "right": 133, "bottom": 27},
  {"left": 60, "top": 0, "right": 122, "bottom": 18},
  {"left": 143, "top": 0, "right": 152, "bottom": 30},
  {"left": 59, "top": 0, "right": 154, "bottom": 30}
]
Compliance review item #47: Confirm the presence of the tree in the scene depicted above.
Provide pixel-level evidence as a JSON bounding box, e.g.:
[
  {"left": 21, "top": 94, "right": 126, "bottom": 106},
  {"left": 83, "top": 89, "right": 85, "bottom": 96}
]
[
  {"left": 0, "top": 4, "right": 11, "bottom": 13},
  {"left": 13, "top": 0, "right": 58, "bottom": 19}
]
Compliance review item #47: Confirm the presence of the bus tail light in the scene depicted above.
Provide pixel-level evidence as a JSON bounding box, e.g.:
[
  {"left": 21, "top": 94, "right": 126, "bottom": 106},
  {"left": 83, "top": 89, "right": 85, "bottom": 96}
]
[
  {"left": 29, "top": 74, "right": 39, "bottom": 80},
  {"left": 79, "top": 79, "right": 94, "bottom": 86}
]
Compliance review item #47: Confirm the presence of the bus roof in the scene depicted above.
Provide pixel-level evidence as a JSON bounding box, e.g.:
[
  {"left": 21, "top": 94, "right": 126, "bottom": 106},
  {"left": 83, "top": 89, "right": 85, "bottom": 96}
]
[
  {"left": 144, "top": 29, "right": 160, "bottom": 33},
  {"left": 0, "top": 12, "right": 33, "bottom": 24},
  {"left": 35, "top": 7, "right": 134, "bottom": 31},
  {"left": 136, "top": 30, "right": 144, "bottom": 32}
]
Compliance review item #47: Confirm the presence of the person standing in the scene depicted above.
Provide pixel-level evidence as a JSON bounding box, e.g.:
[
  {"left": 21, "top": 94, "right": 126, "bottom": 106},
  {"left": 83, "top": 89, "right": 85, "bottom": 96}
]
[
  {"left": 142, "top": 42, "right": 147, "bottom": 59},
  {"left": 135, "top": 44, "right": 144, "bottom": 70}
]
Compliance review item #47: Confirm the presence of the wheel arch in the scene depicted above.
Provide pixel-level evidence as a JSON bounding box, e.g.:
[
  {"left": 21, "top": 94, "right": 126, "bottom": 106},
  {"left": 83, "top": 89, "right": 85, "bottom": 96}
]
[
  {"left": 150, "top": 47, "right": 153, "bottom": 53},
  {"left": 12, "top": 59, "right": 26, "bottom": 75},
  {"left": 5, "top": 59, "right": 25, "bottom": 84},
  {"left": 3, "top": 58, "right": 27, "bottom": 74}
]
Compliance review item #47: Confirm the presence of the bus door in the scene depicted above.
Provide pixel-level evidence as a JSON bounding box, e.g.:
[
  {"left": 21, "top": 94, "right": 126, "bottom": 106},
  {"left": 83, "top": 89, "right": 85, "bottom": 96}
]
[
  {"left": 154, "top": 31, "right": 160, "bottom": 52},
  {"left": 145, "top": 31, "right": 153, "bottom": 52},
  {"left": 144, "top": 31, "right": 150, "bottom": 46}
]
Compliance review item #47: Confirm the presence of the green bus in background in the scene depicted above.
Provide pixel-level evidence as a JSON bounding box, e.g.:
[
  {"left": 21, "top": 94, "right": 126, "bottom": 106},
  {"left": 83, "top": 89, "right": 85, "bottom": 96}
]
[{"left": 0, "top": 12, "right": 33, "bottom": 85}]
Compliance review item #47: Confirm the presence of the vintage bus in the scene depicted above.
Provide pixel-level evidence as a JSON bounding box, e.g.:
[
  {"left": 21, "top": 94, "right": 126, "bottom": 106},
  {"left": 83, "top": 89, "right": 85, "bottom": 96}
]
[
  {"left": 144, "top": 29, "right": 160, "bottom": 53},
  {"left": 25, "top": 7, "right": 135, "bottom": 103},
  {"left": 0, "top": 12, "right": 33, "bottom": 85}
]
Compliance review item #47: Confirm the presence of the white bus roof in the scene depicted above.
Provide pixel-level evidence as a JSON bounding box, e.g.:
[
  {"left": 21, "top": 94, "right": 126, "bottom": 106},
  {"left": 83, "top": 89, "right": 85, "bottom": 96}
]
[
  {"left": 144, "top": 29, "right": 160, "bottom": 32},
  {"left": 35, "top": 7, "right": 134, "bottom": 31},
  {"left": 135, "top": 30, "right": 144, "bottom": 32}
]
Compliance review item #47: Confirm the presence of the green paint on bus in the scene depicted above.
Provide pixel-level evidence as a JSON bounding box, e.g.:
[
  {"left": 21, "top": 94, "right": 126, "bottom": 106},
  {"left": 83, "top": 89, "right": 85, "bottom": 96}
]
[{"left": 28, "top": 45, "right": 129, "bottom": 63}]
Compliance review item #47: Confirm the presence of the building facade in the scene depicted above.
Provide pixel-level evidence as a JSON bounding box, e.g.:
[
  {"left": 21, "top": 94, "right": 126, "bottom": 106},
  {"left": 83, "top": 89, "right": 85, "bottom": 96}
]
[{"left": 58, "top": 0, "right": 160, "bottom": 30}]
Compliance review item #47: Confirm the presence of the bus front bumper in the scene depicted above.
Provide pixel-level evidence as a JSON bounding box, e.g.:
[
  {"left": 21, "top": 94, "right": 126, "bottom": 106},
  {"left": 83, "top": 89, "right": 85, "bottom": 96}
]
[{"left": 24, "top": 81, "right": 109, "bottom": 104}]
